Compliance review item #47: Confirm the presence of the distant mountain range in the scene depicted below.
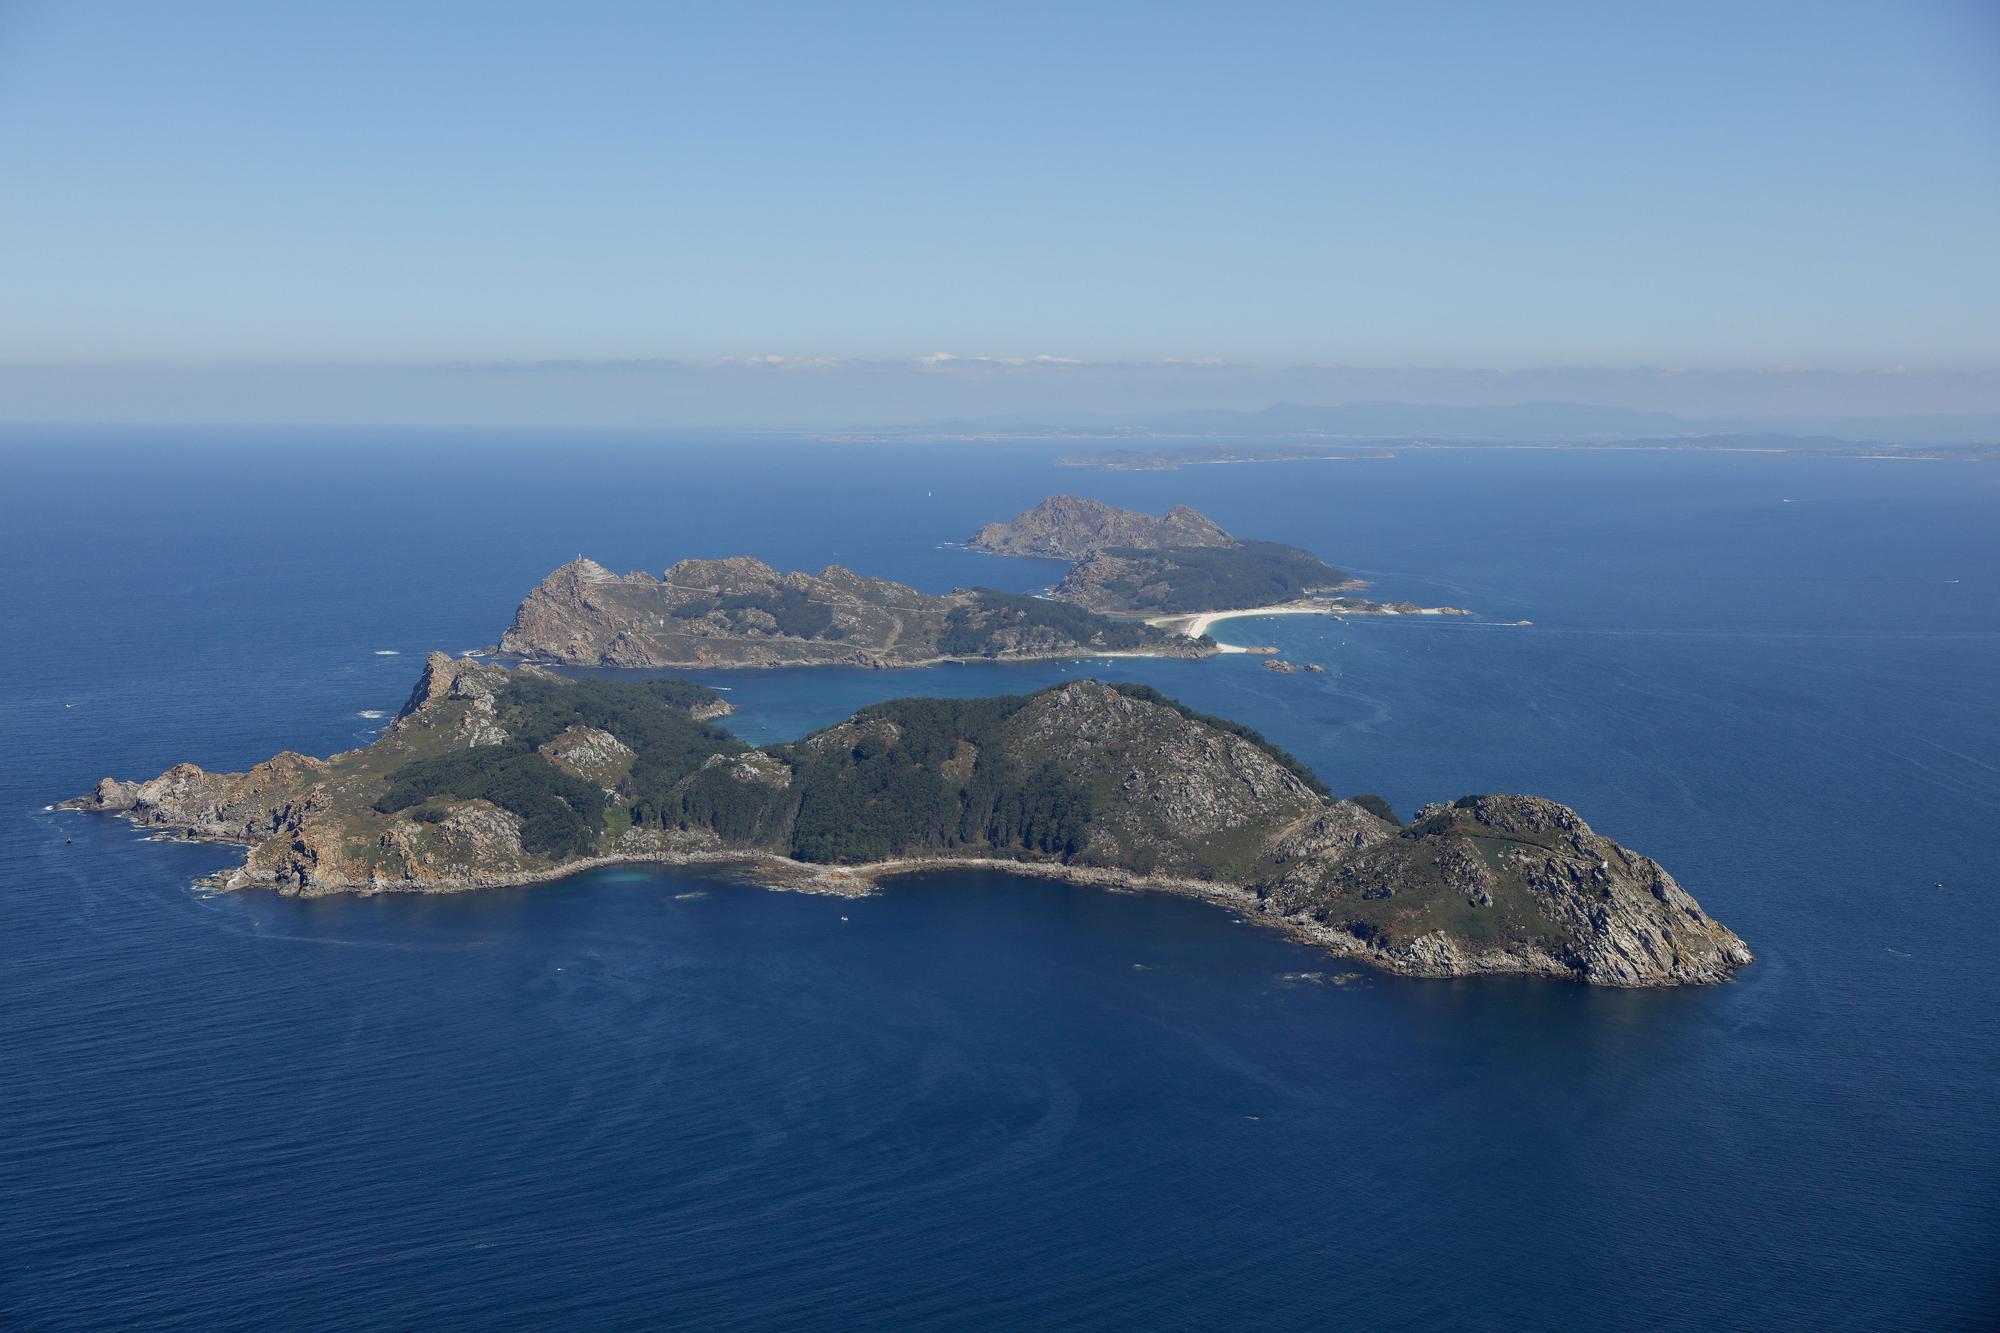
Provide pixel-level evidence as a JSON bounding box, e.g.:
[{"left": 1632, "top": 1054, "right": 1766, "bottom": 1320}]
[{"left": 852, "top": 400, "right": 2000, "bottom": 447}]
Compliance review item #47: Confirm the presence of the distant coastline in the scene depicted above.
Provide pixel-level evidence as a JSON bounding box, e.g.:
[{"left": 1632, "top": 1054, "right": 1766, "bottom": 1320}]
[{"left": 1039, "top": 439, "right": 1995, "bottom": 471}]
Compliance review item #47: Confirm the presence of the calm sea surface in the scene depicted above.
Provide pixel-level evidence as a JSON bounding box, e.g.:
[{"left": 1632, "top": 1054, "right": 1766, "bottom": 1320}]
[{"left": 2, "top": 428, "right": 1996, "bottom": 1329}]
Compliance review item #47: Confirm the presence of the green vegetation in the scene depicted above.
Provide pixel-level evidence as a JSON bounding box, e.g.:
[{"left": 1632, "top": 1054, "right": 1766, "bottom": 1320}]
[
  {"left": 379, "top": 674, "right": 742, "bottom": 858},
  {"left": 1092, "top": 541, "right": 1345, "bottom": 613},
  {"left": 941, "top": 589, "right": 1161, "bottom": 655},
  {"left": 375, "top": 745, "right": 608, "bottom": 858},
  {"left": 721, "top": 587, "right": 839, "bottom": 638},
  {"left": 493, "top": 673, "right": 727, "bottom": 740},
  {"left": 672, "top": 761, "right": 778, "bottom": 843},
  {"left": 1349, "top": 793, "right": 1399, "bottom": 824},
  {"left": 458, "top": 680, "right": 1096, "bottom": 862},
  {"left": 1106, "top": 683, "right": 1333, "bottom": 799},
  {"left": 779, "top": 694, "right": 1090, "bottom": 863},
  {"left": 376, "top": 676, "right": 1324, "bottom": 872},
  {"left": 495, "top": 674, "right": 742, "bottom": 809},
  {"left": 663, "top": 587, "right": 840, "bottom": 637}
]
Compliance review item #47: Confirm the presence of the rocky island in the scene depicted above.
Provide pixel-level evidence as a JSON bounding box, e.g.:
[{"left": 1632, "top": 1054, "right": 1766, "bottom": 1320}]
[
  {"left": 497, "top": 555, "right": 1212, "bottom": 668},
  {"left": 968, "top": 494, "right": 1236, "bottom": 559},
  {"left": 61, "top": 652, "right": 1750, "bottom": 988},
  {"left": 496, "top": 498, "right": 1469, "bottom": 670},
  {"left": 971, "top": 496, "right": 1474, "bottom": 623}
]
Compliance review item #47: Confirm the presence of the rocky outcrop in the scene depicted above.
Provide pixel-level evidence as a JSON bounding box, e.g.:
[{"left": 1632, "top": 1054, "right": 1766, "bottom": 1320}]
[
  {"left": 397, "top": 650, "right": 516, "bottom": 744},
  {"left": 62, "top": 752, "right": 330, "bottom": 843},
  {"left": 997, "top": 681, "right": 1326, "bottom": 876},
  {"left": 1260, "top": 795, "right": 1752, "bottom": 987},
  {"left": 541, "top": 726, "right": 635, "bottom": 786},
  {"left": 968, "top": 496, "right": 1234, "bottom": 559},
  {"left": 61, "top": 664, "right": 1748, "bottom": 988}
]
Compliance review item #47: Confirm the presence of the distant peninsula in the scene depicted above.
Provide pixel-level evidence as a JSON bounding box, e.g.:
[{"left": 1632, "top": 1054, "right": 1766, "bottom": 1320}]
[
  {"left": 1055, "top": 437, "right": 1999, "bottom": 471},
  {"left": 1057, "top": 445, "right": 1398, "bottom": 471},
  {"left": 60, "top": 653, "right": 1750, "bottom": 988}
]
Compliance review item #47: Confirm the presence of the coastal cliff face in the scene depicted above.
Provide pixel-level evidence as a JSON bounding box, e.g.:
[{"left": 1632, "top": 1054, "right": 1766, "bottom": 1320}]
[
  {"left": 496, "top": 556, "right": 1209, "bottom": 668},
  {"left": 968, "top": 495, "right": 1234, "bottom": 560},
  {"left": 62, "top": 659, "right": 1749, "bottom": 988}
]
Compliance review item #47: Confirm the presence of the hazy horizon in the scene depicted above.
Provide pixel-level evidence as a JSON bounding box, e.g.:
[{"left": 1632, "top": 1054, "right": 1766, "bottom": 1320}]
[
  {"left": 4, "top": 358, "right": 1999, "bottom": 436},
  {"left": 3, "top": 1, "right": 1997, "bottom": 431}
]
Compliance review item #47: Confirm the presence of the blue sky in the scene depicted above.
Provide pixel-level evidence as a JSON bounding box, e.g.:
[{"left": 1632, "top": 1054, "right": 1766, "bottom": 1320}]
[{"left": 0, "top": 1, "right": 1996, "bottom": 422}]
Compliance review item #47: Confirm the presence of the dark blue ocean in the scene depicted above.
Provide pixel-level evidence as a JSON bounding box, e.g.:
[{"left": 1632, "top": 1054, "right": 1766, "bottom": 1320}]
[{"left": 3, "top": 427, "right": 1996, "bottom": 1330}]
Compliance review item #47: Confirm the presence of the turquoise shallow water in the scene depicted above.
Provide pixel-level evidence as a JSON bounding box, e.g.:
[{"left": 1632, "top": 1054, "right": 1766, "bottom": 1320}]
[{"left": 2, "top": 429, "right": 1996, "bottom": 1328}]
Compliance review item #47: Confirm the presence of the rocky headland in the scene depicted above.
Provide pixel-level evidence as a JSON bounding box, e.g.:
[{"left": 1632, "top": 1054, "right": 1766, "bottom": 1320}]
[{"left": 61, "top": 653, "right": 1750, "bottom": 988}]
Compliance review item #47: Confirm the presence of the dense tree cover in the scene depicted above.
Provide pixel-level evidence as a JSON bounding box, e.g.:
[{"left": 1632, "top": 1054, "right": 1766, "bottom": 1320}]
[
  {"left": 378, "top": 676, "right": 1321, "bottom": 871},
  {"left": 1094, "top": 541, "right": 1345, "bottom": 613},
  {"left": 940, "top": 590, "right": 1160, "bottom": 655},
  {"left": 1349, "top": 793, "right": 1399, "bottom": 824},
  {"left": 379, "top": 675, "right": 742, "bottom": 857},
  {"left": 498, "top": 676, "right": 752, "bottom": 832},
  {"left": 988, "top": 760, "right": 1093, "bottom": 857},
  {"left": 497, "top": 673, "right": 743, "bottom": 810},
  {"left": 1107, "top": 683, "right": 1333, "bottom": 799},
  {"left": 773, "top": 694, "right": 1093, "bottom": 864},
  {"left": 375, "top": 744, "right": 609, "bottom": 858},
  {"left": 672, "top": 762, "right": 778, "bottom": 842},
  {"left": 494, "top": 673, "right": 730, "bottom": 745}
]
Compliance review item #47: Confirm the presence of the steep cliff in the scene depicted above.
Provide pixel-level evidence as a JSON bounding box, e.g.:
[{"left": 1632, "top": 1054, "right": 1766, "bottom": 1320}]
[{"left": 62, "top": 661, "right": 1749, "bottom": 987}]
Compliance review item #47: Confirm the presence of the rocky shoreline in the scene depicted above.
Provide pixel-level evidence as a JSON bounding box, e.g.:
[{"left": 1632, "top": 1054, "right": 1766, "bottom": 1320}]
[
  {"left": 60, "top": 655, "right": 1750, "bottom": 989},
  {"left": 64, "top": 805, "right": 1733, "bottom": 987}
]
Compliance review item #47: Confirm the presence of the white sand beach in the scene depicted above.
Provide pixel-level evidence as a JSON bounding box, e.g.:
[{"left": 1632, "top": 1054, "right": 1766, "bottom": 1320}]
[{"left": 1148, "top": 598, "right": 1471, "bottom": 643}]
